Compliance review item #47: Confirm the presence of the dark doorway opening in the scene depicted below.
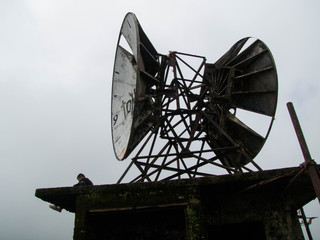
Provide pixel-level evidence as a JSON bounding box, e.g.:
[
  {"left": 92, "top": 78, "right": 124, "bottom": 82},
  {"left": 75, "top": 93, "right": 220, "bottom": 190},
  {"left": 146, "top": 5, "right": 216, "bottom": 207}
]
[{"left": 87, "top": 206, "right": 186, "bottom": 240}]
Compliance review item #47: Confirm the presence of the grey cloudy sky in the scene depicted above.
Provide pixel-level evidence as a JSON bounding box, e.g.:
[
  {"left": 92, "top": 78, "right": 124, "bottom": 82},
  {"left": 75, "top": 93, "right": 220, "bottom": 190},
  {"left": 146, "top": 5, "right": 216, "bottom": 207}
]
[{"left": 0, "top": 0, "right": 319, "bottom": 239}]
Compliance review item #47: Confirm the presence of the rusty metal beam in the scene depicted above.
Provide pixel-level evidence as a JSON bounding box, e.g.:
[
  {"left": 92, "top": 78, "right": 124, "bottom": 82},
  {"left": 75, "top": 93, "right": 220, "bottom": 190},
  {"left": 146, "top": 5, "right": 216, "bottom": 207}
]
[{"left": 287, "top": 102, "right": 320, "bottom": 204}]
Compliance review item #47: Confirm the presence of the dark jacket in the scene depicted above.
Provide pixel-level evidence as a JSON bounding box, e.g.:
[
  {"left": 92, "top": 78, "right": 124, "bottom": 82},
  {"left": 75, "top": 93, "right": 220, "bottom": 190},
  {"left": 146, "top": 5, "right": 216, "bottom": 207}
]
[{"left": 74, "top": 177, "right": 93, "bottom": 187}]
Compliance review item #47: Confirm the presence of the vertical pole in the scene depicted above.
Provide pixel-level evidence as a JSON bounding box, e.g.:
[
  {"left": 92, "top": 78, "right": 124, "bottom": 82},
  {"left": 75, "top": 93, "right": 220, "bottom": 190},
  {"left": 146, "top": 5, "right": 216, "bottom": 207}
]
[
  {"left": 286, "top": 102, "right": 320, "bottom": 203},
  {"left": 299, "top": 207, "right": 313, "bottom": 240}
]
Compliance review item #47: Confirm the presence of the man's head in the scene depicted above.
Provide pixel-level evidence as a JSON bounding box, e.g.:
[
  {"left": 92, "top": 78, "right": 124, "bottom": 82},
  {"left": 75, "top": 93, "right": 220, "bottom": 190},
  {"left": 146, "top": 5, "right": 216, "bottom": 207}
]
[{"left": 77, "top": 173, "right": 85, "bottom": 181}]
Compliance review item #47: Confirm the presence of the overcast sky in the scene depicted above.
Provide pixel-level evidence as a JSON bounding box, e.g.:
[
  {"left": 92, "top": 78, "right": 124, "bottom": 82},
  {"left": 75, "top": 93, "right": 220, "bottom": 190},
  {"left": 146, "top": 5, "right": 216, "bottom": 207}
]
[{"left": 0, "top": 0, "right": 319, "bottom": 239}]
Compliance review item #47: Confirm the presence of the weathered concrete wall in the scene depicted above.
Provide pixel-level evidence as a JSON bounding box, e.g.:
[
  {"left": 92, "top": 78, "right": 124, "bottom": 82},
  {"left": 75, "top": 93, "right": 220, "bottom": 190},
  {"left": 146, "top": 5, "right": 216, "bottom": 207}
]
[
  {"left": 35, "top": 166, "right": 316, "bottom": 239},
  {"left": 73, "top": 180, "right": 205, "bottom": 239}
]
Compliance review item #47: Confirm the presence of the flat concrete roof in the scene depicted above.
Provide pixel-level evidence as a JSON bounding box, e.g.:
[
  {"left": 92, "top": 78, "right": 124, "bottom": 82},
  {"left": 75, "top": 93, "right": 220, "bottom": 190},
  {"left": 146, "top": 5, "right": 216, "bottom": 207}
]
[{"left": 35, "top": 166, "right": 317, "bottom": 213}]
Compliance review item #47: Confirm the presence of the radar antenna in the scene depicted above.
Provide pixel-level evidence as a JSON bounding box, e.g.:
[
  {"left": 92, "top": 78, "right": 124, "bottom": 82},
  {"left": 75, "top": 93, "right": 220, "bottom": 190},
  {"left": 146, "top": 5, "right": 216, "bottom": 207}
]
[{"left": 111, "top": 13, "right": 278, "bottom": 183}]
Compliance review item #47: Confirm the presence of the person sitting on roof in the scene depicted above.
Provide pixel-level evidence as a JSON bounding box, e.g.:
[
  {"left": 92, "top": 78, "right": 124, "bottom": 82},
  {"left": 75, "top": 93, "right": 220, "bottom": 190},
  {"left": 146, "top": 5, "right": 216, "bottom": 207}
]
[
  {"left": 49, "top": 173, "right": 93, "bottom": 212},
  {"left": 73, "top": 173, "right": 93, "bottom": 187}
]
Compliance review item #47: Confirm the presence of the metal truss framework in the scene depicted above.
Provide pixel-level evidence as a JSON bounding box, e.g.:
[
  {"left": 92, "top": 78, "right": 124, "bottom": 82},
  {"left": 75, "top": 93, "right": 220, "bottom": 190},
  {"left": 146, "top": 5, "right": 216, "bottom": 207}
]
[{"left": 118, "top": 46, "right": 276, "bottom": 183}]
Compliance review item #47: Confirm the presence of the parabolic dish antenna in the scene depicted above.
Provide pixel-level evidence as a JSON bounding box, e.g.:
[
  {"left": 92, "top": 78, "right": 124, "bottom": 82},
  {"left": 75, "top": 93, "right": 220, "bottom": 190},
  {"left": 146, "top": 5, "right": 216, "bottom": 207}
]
[
  {"left": 111, "top": 12, "right": 158, "bottom": 160},
  {"left": 111, "top": 13, "right": 278, "bottom": 183}
]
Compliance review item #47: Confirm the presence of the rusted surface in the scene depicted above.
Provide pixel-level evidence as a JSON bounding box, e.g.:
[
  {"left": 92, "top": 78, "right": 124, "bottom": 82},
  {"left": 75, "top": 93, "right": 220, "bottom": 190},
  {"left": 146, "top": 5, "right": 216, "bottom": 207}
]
[
  {"left": 112, "top": 14, "right": 278, "bottom": 182},
  {"left": 287, "top": 102, "right": 320, "bottom": 204},
  {"left": 118, "top": 42, "right": 277, "bottom": 182}
]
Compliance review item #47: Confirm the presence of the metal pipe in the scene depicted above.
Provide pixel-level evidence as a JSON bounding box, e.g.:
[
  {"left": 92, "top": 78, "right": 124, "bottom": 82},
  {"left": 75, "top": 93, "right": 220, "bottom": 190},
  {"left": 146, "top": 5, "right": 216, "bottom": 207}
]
[{"left": 287, "top": 102, "right": 320, "bottom": 203}]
